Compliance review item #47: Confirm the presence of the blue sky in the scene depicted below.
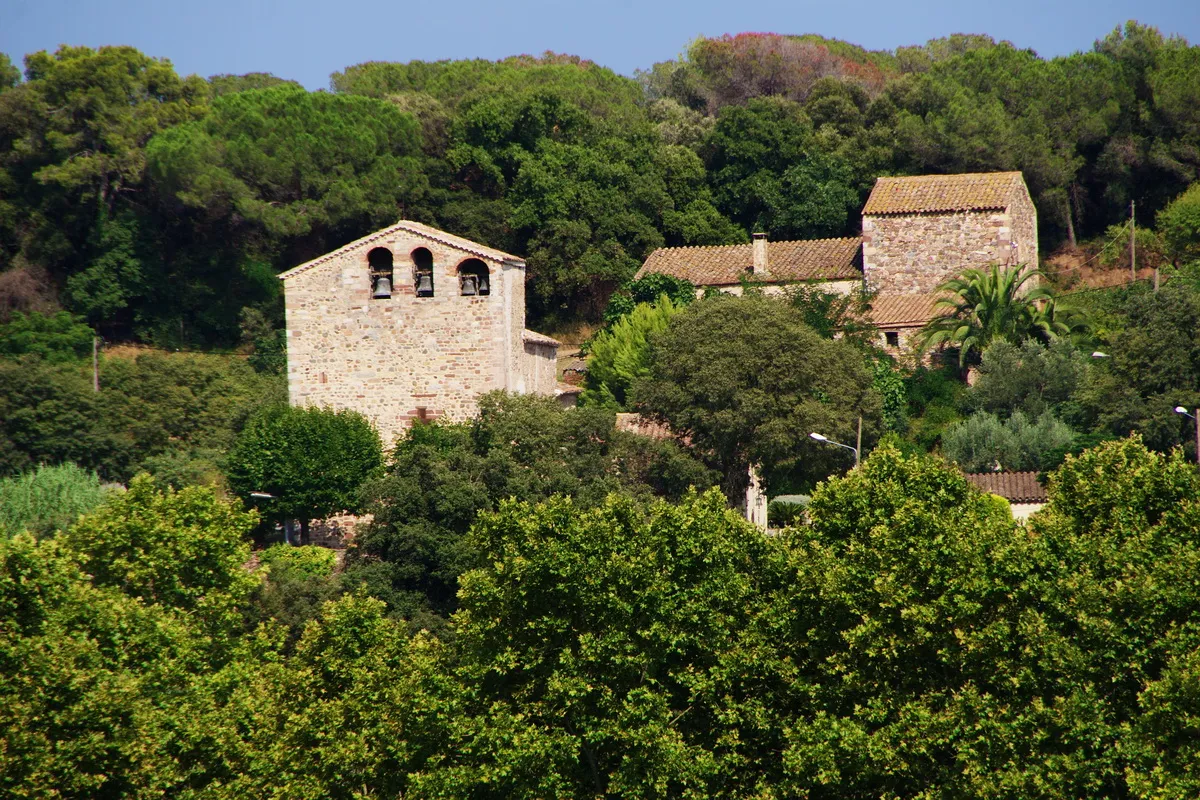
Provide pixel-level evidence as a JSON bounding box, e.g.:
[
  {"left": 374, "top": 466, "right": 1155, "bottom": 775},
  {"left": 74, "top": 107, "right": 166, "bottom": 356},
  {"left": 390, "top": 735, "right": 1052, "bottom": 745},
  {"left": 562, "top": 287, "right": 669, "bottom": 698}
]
[{"left": 3, "top": 0, "right": 1199, "bottom": 89}]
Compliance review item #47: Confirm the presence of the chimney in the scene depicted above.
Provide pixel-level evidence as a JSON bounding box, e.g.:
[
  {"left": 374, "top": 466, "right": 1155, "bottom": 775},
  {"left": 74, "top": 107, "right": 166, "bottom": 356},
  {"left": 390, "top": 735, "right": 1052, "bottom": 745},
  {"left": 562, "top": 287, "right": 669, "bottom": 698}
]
[{"left": 752, "top": 232, "right": 768, "bottom": 275}]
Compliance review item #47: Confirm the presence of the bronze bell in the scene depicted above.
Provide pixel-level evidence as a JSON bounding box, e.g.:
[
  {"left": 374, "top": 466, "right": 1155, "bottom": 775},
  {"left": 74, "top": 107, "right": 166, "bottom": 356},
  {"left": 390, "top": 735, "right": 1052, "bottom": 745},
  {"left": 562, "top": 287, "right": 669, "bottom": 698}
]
[
  {"left": 372, "top": 275, "right": 392, "bottom": 298},
  {"left": 415, "top": 271, "right": 434, "bottom": 296},
  {"left": 460, "top": 275, "right": 478, "bottom": 296},
  {"left": 478, "top": 273, "right": 490, "bottom": 295}
]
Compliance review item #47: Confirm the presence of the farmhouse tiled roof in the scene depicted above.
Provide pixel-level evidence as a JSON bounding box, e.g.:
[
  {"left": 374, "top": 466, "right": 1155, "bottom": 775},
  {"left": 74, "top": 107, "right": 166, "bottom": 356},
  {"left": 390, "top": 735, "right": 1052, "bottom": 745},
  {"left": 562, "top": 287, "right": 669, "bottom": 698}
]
[
  {"left": 863, "top": 172, "right": 1025, "bottom": 216},
  {"left": 864, "top": 293, "right": 947, "bottom": 328},
  {"left": 279, "top": 220, "right": 524, "bottom": 281},
  {"left": 635, "top": 237, "right": 861, "bottom": 286},
  {"left": 964, "top": 471, "right": 1048, "bottom": 504},
  {"left": 522, "top": 329, "right": 561, "bottom": 347}
]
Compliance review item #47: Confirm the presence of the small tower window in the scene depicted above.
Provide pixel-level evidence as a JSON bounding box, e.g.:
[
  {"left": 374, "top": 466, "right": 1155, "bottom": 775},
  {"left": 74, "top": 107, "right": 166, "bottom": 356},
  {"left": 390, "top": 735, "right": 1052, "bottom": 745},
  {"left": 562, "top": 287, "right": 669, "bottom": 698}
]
[
  {"left": 412, "top": 247, "right": 434, "bottom": 297},
  {"left": 885, "top": 331, "right": 900, "bottom": 348},
  {"left": 368, "top": 247, "right": 393, "bottom": 299},
  {"left": 458, "top": 258, "right": 490, "bottom": 296}
]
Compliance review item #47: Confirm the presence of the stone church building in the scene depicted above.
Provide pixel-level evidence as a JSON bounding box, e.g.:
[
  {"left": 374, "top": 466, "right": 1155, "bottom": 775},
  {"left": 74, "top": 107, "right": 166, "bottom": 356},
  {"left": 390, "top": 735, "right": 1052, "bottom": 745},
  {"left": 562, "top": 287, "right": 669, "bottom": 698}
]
[{"left": 279, "top": 220, "right": 565, "bottom": 447}]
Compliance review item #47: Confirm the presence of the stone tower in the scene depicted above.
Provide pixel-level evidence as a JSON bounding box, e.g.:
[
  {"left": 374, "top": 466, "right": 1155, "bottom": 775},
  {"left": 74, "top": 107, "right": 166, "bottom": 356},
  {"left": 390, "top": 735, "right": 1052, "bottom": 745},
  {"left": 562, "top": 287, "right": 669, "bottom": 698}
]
[
  {"left": 861, "top": 171, "right": 1038, "bottom": 294},
  {"left": 279, "top": 221, "right": 560, "bottom": 448}
]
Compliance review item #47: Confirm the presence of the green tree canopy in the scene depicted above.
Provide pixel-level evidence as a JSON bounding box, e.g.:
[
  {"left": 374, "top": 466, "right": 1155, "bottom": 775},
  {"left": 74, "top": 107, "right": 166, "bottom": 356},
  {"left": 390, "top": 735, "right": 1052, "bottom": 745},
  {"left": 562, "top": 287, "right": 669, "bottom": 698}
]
[
  {"left": 967, "top": 338, "right": 1089, "bottom": 419},
  {"left": 0, "top": 310, "right": 93, "bottom": 362},
  {"left": 226, "top": 403, "right": 383, "bottom": 543},
  {"left": 1158, "top": 181, "right": 1200, "bottom": 265},
  {"left": 349, "top": 392, "right": 717, "bottom": 624},
  {"left": 66, "top": 475, "right": 258, "bottom": 630},
  {"left": 147, "top": 85, "right": 427, "bottom": 260},
  {"left": 583, "top": 295, "right": 683, "bottom": 408},
  {"left": 704, "top": 97, "right": 860, "bottom": 239},
  {"left": 636, "top": 295, "right": 881, "bottom": 498}
]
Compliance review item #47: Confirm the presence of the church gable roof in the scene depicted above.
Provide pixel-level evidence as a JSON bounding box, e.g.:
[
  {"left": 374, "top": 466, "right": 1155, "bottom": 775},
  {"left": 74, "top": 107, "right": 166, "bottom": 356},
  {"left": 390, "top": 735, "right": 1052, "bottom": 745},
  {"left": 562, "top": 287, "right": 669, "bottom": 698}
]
[
  {"left": 278, "top": 220, "right": 524, "bottom": 281},
  {"left": 863, "top": 172, "right": 1026, "bottom": 216},
  {"left": 635, "top": 237, "right": 861, "bottom": 286}
]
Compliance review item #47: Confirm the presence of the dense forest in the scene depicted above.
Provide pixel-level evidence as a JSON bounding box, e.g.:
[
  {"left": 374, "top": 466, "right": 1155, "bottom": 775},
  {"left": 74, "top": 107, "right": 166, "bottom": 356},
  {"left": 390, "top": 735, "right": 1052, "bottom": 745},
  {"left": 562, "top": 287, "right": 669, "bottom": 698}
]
[{"left": 2, "top": 22, "right": 1200, "bottom": 341}]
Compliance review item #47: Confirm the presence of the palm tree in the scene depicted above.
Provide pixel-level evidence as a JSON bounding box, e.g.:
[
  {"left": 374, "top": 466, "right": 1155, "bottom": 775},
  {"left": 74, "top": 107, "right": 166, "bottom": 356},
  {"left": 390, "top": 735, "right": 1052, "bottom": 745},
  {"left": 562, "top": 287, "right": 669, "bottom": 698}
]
[{"left": 919, "top": 265, "right": 1085, "bottom": 367}]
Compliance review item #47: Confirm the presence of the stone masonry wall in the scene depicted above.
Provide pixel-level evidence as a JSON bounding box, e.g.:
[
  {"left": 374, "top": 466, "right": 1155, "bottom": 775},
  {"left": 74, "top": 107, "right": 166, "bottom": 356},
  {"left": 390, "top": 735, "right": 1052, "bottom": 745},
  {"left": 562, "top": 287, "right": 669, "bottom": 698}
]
[
  {"left": 862, "top": 210, "right": 1015, "bottom": 294},
  {"left": 523, "top": 342, "right": 558, "bottom": 396},
  {"left": 283, "top": 232, "right": 524, "bottom": 449},
  {"left": 1007, "top": 184, "right": 1040, "bottom": 289}
]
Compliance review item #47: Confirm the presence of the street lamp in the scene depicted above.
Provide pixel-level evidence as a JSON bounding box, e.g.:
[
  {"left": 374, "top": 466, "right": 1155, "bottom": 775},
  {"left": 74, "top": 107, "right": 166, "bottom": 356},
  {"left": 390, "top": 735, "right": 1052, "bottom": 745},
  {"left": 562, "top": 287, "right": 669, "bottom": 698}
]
[
  {"left": 810, "top": 431, "right": 860, "bottom": 467},
  {"left": 1175, "top": 407, "right": 1200, "bottom": 465},
  {"left": 1091, "top": 351, "right": 1110, "bottom": 359}
]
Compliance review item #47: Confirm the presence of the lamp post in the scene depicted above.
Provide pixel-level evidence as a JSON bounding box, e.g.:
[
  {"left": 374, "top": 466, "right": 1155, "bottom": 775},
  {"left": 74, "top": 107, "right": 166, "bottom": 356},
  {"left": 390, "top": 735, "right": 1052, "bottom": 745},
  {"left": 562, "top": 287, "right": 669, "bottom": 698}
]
[
  {"left": 810, "top": 431, "right": 859, "bottom": 467},
  {"left": 1174, "top": 407, "right": 1200, "bottom": 465}
]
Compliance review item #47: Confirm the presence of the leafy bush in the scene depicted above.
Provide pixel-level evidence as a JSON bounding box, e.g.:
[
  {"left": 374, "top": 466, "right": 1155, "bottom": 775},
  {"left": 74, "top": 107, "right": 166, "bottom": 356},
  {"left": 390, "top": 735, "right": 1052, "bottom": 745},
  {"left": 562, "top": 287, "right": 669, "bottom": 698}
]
[
  {"left": 1158, "top": 181, "right": 1200, "bottom": 265},
  {"left": 0, "top": 462, "right": 111, "bottom": 537},
  {"left": 258, "top": 544, "right": 337, "bottom": 579},
  {"left": 601, "top": 273, "right": 696, "bottom": 328},
  {"left": 583, "top": 296, "right": 682, "bottom": 408},
  {"left": 968, "top": 339, "right": 1088, "bottom": 419},
  {"left": 0, "top": 311, "right": 94, "bottom": 363},
  {"left": 941, "top": 410, "right": 1076, "bottom": 472}
]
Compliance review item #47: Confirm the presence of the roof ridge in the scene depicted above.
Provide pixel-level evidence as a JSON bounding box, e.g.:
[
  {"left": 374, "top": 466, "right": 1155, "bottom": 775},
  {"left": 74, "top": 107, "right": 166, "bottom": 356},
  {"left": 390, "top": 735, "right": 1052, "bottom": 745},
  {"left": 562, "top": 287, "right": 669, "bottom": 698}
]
[
  {"left": 651, "top": 236, "right": 861, "bottom": 253},
  {"left": 279, "top": 220, "right": 523, "bottom": 281},
  {"left": 874, "top": 170, "right": 1024, "bottom": 182}
]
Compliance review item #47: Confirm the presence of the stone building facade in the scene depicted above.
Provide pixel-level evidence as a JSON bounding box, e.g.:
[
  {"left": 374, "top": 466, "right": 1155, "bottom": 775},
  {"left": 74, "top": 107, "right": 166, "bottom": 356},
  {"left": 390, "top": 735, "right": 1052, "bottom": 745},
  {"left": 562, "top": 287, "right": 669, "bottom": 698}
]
[
  {"left": 862, "top": 172, "right": 1038, "bottom": 295},
  {"left": 279, "top": 221, "right": 560, "bottom": 448}
]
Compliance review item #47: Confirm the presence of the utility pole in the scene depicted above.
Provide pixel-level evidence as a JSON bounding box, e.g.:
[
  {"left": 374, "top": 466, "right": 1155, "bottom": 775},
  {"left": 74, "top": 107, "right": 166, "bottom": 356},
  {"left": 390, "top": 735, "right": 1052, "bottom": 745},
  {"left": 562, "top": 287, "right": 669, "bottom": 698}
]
[
  {"left": 92, "top": 336, "right": 99, "bottom": 393},
  {"left": 1194, "top": 409, "right": 1199, "bottom": 467},
  {"left": 855, "top": 416, "right": 862, "bottom": 468},
  {"left": 1130, "top": 199, "right": 1136, "bottom": 281}
]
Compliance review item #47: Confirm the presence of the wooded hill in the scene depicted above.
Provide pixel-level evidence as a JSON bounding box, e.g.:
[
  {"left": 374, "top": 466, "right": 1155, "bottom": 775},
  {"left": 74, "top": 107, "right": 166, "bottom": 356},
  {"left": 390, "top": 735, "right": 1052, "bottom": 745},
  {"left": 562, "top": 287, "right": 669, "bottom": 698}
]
[{"left": 1, "top": 22, "right": 1198, "bottom": 343}]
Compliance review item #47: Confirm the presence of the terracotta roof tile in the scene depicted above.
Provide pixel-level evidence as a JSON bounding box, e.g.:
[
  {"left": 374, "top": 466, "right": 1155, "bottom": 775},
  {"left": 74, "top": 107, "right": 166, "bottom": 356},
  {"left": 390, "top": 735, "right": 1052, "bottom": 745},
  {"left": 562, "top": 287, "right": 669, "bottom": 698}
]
[
  {"left": 635, "top": 237, "right": 861, "bottom": 286},
  {"left": 864, "top": 293, "right": 948, "bottom": 328},
  {"left": 280, "top": 220, "right": 524, "bottom": 281},
  {"left": 964, "top": 471, "right": 1048, "bottom": 504},
  {"left": 863, "top": 172, "right": 1025, "bottom": 216}
]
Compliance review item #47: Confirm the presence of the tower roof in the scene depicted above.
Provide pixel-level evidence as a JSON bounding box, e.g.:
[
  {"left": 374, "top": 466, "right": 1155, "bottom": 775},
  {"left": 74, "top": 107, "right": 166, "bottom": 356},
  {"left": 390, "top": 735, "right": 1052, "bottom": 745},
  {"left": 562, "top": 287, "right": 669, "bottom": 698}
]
[
  {"left": 863, "top": 172, "right": 1026, "bottom": 216},
  {"left": 278, "top": 220, "right": 524, "bottom": 281}
]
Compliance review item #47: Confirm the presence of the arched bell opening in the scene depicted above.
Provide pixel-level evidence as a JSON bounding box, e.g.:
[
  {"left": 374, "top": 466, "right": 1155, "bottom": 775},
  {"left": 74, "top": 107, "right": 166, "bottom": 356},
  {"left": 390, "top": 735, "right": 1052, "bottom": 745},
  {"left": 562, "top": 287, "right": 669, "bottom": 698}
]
[
  {"left": 457, "top": 258, "right": 490, "bottom": 296},
  {"left": 368, "top": 247, "right": 393, "bottom": 299},
  {"left": 412, "top": 247, "right": 434, "bottom": 297}
]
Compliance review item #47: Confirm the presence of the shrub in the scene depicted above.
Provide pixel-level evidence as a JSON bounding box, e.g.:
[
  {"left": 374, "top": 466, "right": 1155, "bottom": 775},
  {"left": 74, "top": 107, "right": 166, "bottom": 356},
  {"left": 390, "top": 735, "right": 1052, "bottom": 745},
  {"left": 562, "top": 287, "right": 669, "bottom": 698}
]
[
  {"left": 259, "top": 544, "right": 337, "bottom": 579},
  {"left": 941, "top": 410, "right": 1076, "bottom": 472},
  {"left": 0, "top": 462, "right": 111, "bottom": 537}
]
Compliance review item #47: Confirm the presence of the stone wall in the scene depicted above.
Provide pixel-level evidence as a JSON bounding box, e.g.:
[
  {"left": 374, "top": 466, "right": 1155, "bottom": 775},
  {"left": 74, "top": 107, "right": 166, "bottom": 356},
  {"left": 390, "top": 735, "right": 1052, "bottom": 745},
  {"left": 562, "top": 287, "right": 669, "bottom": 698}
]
[
  {"left": 522, "top": 341, "right": 558, "bottom": 396},
  {"left": 283, "top": 231, "right": 525, "bottom": 449},
  {"left": 863, "top": 210, "right": 1016, "bottom": 294},
  {"left": 1007, "top": 183, "right": 1040, "bottom": 287}
]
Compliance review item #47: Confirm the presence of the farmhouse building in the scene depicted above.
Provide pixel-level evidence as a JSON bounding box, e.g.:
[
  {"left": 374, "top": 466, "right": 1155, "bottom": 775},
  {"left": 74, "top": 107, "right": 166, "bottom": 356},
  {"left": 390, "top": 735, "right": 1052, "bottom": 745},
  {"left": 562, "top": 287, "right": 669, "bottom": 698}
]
[
  {"left": 963, "top": 471, "right": 1047, "bottom": 519},
  {"left": 862, "top": 171, "right": 1038, "bottom": 295},
  {"left": 864, "top": 293, "right": 948, "bottom": 358},
  {"left": 634, "top": 234, "right": 862, "bottom": 295},
  {"left": 279, "top": 220, "right": 564, "bottom": 447}
]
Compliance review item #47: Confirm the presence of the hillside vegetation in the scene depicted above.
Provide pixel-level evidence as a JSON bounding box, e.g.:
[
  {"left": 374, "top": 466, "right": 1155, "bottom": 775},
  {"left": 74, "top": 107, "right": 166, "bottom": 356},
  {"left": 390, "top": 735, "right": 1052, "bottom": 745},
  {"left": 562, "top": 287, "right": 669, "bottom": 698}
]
[{"left": 2, "top": 23, "right": 1199, "bottom": 341}]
